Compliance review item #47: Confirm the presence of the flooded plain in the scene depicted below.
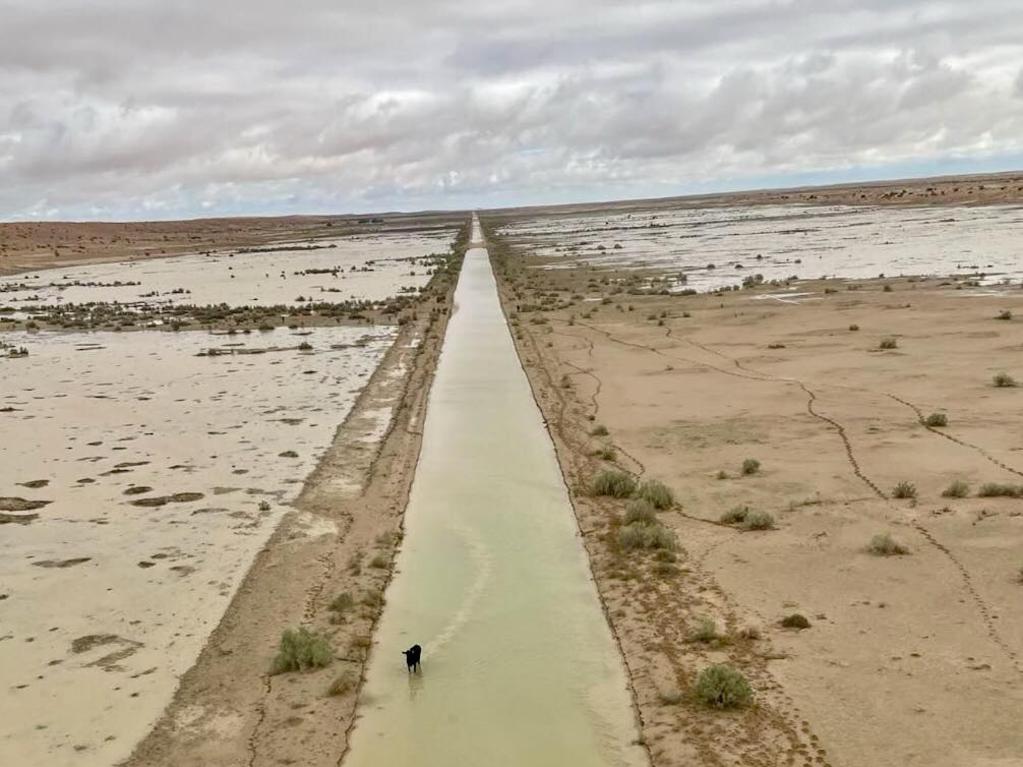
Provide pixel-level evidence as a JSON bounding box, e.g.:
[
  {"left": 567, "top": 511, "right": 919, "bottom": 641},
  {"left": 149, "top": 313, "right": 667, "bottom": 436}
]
[
  {"left": 0, "top": 225, "right": 457, "bottom": 766},
  {"left": 343, "top": 220, "right": 646, "bottom": 767},
  {"left": 0, "top": 326, "right": 395, "bottom": 765},
  {"left": 496, "top": 204, "right": 1023, "bottom": 291},
  {"left": 0, "top": 228, "right": 456, "bottom": 318}
]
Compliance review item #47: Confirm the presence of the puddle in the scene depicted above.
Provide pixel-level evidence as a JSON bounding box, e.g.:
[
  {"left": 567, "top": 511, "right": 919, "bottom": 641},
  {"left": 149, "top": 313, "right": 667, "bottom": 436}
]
[{"left": 343, "top": 218, "right": 646, "bottom": 767}]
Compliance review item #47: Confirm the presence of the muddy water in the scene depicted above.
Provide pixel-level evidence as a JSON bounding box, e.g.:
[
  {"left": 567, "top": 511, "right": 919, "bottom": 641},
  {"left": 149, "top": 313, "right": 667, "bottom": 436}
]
[{"left": 343, "top": 219, "right": 646, "bottom": 767}]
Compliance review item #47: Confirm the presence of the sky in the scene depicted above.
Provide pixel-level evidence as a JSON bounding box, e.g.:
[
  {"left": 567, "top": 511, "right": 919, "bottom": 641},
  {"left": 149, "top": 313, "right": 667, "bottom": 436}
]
[{"left": 1, "top": 0, "right": 1022, "bottom": 221}]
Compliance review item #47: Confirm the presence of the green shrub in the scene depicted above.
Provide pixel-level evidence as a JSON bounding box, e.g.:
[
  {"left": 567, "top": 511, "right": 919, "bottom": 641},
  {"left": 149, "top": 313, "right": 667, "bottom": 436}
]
[
  {"left": 720, "top": 506, "right": 749, "bottom": 525},
  {"left": 636, "top": 479, "right": 674, "bottom": 509},
  {"left": 993, "top": 373, "right": 1017, "bottom": 388},
  {"left": 780, "top": 613, "right": 811, "bottom": 629},
  {"left": 694, "top": 664, "right": 753, "bottom": 708},
  {"left": 741, "top": 458, "right": 760, "bottom": 475},
  {"left": 617, "top": 521, "right": 677, "bottom": 551},
  {"left": 879, "top": 337, "right": 898, "bottom": 350},
  {"left": 923, "top": 412, "right": 948, "bottom": 427},
  {"left": 740, "top": 511, "right": 775, "bottom": 530},
  {"left": 590, "top": 470, "right": 636, "bottom": 498},
  {"left": 941, "top": 480, "right": 970, "bottom": 498},
  {"left": 868, "top": 533, "right": 910, "bottom": 556},
  {"left": 977, "top": 483, "right": 1022, "bottom": 498},
  {"left": 270, "top": 628, "right": 333, "bottom": 674},
  {"left": 624, "top": 499, "right": 657, "bottom": 525},
  {"left": 891, "top": 481, "right": 917, "bottom": 499}
]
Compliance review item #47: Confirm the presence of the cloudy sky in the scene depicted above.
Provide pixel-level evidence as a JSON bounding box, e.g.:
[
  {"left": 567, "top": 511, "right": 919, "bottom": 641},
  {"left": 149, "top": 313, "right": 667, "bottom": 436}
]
[{"left": 2, "top": 0, "right": 1022, "bottom": 221}]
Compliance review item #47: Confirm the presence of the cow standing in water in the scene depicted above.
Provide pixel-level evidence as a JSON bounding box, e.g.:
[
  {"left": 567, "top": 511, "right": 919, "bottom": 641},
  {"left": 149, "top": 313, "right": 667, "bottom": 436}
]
[{"left": 403, "top": 644, "right": 422, "bottom": 673}]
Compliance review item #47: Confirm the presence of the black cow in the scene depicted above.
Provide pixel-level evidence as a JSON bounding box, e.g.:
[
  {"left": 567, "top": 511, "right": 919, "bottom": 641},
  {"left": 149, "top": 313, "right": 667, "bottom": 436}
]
[{"left": 402, "top": 644, "right": 422, "bottom": 673}]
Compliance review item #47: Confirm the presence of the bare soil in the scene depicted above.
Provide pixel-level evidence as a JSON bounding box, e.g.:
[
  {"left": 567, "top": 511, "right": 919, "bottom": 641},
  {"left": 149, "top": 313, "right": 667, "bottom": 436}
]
[{"left": 485, "top": 216, "right": 1023, "bottom": 767}]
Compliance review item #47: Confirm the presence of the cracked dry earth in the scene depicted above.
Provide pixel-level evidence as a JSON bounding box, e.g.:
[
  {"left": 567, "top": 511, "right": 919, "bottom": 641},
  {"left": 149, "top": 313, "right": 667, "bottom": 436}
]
[{"left": 486, "top": 220, "right": 1023, "bottom": 767}]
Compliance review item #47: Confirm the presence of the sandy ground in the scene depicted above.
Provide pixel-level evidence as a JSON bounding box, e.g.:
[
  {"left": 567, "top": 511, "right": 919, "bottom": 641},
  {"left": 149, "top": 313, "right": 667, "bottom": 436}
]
[
  {"left": 120, "top": 222, "right": 467, "bottom": 767},
  {"left": 484, "top": 217, "right": 1023, "bottom": 767}
]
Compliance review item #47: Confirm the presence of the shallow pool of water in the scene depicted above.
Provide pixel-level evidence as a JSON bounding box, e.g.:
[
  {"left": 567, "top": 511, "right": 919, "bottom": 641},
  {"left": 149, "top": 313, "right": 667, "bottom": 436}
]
[{"left": 342, "top": 220, "right": 646, "bottom": 767}]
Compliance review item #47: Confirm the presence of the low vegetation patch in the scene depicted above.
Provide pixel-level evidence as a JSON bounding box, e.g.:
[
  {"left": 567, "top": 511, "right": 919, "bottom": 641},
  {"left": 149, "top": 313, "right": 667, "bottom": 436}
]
[
  {"left": 624, "top": 499, "right": 657, "bottom": 525},
  {"left": 591, "top": 446, "right": 616, "bottom": 461},
  {"left": 589, "top": 424, "right": 609, "bottom": 436},
  {"left": 636, "top": 479, "right": 674, "bottom": 509},
  {"left": 270, "top": 627, "right": 333, "bottom": 674},
  {"left": 780, "top": 613, "right": 811, "bottom": 629},
  {"left": 879, "top": 337, "right": 898, "bottom": 349},
  {"left": 327, "top": 671, "right": 357, "bottom": 697},
  {"left": 977, "top": 483, "right": 1022, "bottom": 498},
  {"left": 923, "top": 412, "right": 948, "bottom": 427},
  {"left": 740, "top": 510, "right": 775, "bottom": 530},
  {"left": 590, "top": 470, "right": 636, "bottom": 498},
  {"left": 617, "top": 521, "right": 677, "bottom": 551},
  {"left": 891, "top": 481, "right": 917, "bottom": 499},
  {"left": 694, "top": 664, "right": 753, "bottom": 709},
  {"left": 941, "top": 480, "right": 970, "bottom": 498},
  {"left": 868, "top": 533, "right": 910, "bottom": 556},
  {"left": 993, "top": 372, "right": 1017, "bottom": 388},
  {"left": 720, "top": 506, "right": 750, "bottom": 525},
  {"left": 996, "top": 309, "right": 1012, "bottom": 321},
  {"left": 741, "top": 458, "right": 761, "bottom": 475},
  {"left": 688, "top": 616, "right": 721, "bottom": 644}
]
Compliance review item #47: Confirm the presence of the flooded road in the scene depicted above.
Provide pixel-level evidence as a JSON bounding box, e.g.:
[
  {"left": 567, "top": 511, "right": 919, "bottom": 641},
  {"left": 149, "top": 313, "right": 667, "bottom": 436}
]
[{"left": 342, "top": 217, "right": 646, "bottom": 767}]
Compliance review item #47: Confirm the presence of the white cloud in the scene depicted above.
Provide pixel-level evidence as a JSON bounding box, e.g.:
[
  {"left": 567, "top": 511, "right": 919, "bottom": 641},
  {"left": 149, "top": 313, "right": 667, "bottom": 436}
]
[{"left": 1, "top": 0, "right": 1022, "bottom": 219}]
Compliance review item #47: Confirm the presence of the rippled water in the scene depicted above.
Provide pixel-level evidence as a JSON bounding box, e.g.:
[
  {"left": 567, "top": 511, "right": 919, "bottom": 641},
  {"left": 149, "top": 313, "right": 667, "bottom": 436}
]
[
  {"left": 342, "top": 220, "right": 646, "bottom": 767},
  {"left": 497, "top": 204, "right": 1023, "bottom": 292}
]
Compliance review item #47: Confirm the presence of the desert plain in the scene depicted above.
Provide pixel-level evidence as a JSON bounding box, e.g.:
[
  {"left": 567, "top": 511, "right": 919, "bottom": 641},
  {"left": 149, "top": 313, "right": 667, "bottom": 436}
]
[{"left": 1, "top": 172, "right": 1022, "bottom": 767}]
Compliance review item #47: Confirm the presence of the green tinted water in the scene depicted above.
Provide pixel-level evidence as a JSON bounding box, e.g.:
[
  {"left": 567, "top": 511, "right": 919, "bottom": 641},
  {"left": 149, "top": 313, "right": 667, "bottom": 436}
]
[{"left": 342, "top": 218, "right": 647, "bottom": 767}]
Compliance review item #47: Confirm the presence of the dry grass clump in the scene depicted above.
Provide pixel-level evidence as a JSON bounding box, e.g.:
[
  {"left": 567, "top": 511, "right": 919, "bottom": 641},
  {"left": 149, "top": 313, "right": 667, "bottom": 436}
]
[
  {"left": 891, "top": 481, "right": 917, "bottom": 499},
  {"left": 589, "top": 424, "right": 609, "bottom": 436},
  {"left": 694, "top": 664, "right": 753, "bottom": 709},
  {"left": 720, "top": 505, "right": 750, "bottom": 525},
  {"left": 879, "top": 337, "right": 898, "bottom": 349},
  {"left": 635, "top": 478, "right": 674, "bottom": 509},
  {"left": 941, "top": 480, "right": 971, "bottom": 498},
  {"left": 977, "top": 483, "right": 1022, "bottom": 498},
  {"left": 270, "top": 627, "right": 333, "bottom": 674},
  {"left": 996, "top": 309, "right": 1012, "bottom": 320},
  {"left": 780, "top": 613, "right": 811, "bottom": 629},
  {"left": 591, "top": 446, "right": 617, "bottom": 461},
  {"left": 658, "top": 688, "right": 683, "bottom": 705},
  {"left": 868, "top": 533, "right": 910, "bottom": 556},
  {"left": 617, "top": 521, "right": 677, "bottom": 551},
  {"left": 590, "top": 470, "right": 636, "bottom": 498},
  {"left": 848, "top": 324, "right": 860, "bottom": 331},
  {"left": 327, "top": 671, "right": 357, "bottom": 697},
  {"left": 923, "top": 412, "right": 948, "bottom": 427},
  {"left": 993, "top": 372, "right": 1017, "bottom": 388},
  {"left": 741, "top": 458, "right": 761, "bottom": 475},
  {"left": 624, "top": 499, "right": 658, "bottom": 525},
  {"left": 740, "top": 510, "right": 775, "bottom": 530},
  {"left": 688, "top": 616, "right": 721, "bottom": 643}
]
